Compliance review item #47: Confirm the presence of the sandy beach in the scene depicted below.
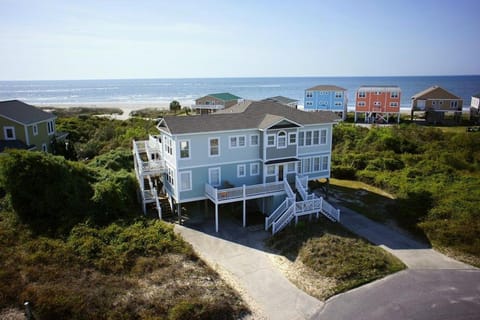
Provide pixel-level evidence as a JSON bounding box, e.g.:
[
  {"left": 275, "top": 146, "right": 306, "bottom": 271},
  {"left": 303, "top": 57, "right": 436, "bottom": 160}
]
[{"left": 39, "top": 101, "right": 177, "bottom": 120}]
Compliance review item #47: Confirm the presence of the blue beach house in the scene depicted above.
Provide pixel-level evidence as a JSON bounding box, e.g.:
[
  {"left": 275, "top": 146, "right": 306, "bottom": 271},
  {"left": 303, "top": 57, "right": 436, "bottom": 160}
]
[
  {"left": 133, "top": 100, "right": 340, "bottom": 234},
  {"left": 304, "top": 85, "right": 348, "bottom": 120}
]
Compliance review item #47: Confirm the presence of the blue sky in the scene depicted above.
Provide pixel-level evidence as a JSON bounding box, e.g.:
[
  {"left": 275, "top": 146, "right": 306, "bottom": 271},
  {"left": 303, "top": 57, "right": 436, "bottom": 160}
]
[{"left": 1, "top": 0, "right": 479, "bottom": 80}]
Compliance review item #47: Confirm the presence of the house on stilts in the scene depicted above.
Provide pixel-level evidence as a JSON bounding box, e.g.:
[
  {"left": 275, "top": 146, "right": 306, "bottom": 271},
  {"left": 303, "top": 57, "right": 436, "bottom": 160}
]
[{"left": 133, "top": 100, "right": 340, "bottom": 234}]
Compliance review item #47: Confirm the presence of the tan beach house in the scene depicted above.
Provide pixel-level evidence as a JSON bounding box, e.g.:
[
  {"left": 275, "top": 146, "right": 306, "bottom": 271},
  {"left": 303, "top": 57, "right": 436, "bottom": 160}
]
[{"left": 410, "top": 86, "right": 463, "bottom": 124}]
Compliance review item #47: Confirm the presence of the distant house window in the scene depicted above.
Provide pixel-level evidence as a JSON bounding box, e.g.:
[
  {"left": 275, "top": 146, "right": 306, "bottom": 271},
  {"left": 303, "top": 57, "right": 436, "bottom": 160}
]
[
  {"left": 209, "top": 138, "right": 220, "bottom": 157},
  {"left": 451, "top": 101, "right": 458, "bottom": 108},
  {"left": 432, "top": 101, "right": 436, "bottom": 105},
  {"left": 237, "top": 164, "right": 246, "bottom": 177},
  {"left": 42, "top": 143, "right": 48, "bottom": 152},
  {"left": 306, "top": 102, "right": 313, "bottom": 106},
  {"left": 439, "top": 101, "right": 443, "bottom": 105},
  {"left": 267, "top": 134, "right": 275, "bottom": 147},
  {"left": 288, "top": 133, "right": 296, "bottom": 145},
  {"left": 374, "top": 101, "right": 381, "bottom": 106},
  {"left": 250, "top": 163, "right": 259, "bottom": 176},
  {"left": 47, "top": 120, "right": 55, "bottom": 135},
  {"left": 391, "top": 92, "right": 399, "bottom": 98},
  {"left": 335, "top": 92, "right": 342, "bottom": 98},
  {"left": 320, "top": 129, "right": 327, "bottom": 144},
  {"left": 358, "top": 91, "right": 366, "bottom": 98},
  {"left": 33, "top": 124, "right": 38, "bottom": 136},
  {"left": 302, "top": 158, "right": 312, "bottom": 173},
  {"left": 334, "top": 102, "right": 342, "bottom": 106},
  {"left": 209, "top": 167, "right": 221, "bottom": 187},
  {"left": 375, "top": 91, "right": 381, "bottom": 95},
  {"left": 390, "top": 102, "right": 398, "bottom": 107},
  {"left": 179, "top": 140, "right": 190, "bottom": 159},
  {"left": 358, "top": 102, "right": 366, "bottom": 107},
  {"left": 299, "top": 131, "right": 305, "bottom": 146},
  {"left": 267, "top": 165, "right": 276, "bottom": 176},
  {"left": 4, "top": 127, "right": 15, "bottom": 140},
  {"left": 277, "top": 131, "right": 287, "bottom": 148},
  {"left": 306, "top": 91, "right": 313, "bottom": 98},
  {"left": 250, "top": 134, "right": 259, "bottom": 146},
  {"left": 179, "top": 171, "right": 192, "bottom": 191},
  {"left": 319, "top": 101, "right": 328, "bottom": 107},
  {"left": 229, "top": 135, "right": 246, "bottom": 148}
]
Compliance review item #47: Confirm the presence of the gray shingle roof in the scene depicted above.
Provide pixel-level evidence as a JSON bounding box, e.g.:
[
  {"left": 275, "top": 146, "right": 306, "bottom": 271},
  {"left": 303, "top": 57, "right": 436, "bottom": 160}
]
[
  {"left": 306, "top": 85, "right": 347, "bottom": 91},
  {"left": 263, "top": 96, "right": 298, "bottom": 105},
  {"left": 159, "top": 100, "right": 338, "bottom": 134},
  {"left": 411, "top": 86, "right": 461, "bottom": 100},
  {"left": 0, "top": 100, "right": 56, "bottom": 125}
]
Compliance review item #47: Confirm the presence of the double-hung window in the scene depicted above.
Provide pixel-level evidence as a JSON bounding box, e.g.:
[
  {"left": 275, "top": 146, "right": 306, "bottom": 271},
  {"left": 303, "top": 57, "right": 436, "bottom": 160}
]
[
  {"left": 179, "top": 171, "right": 192, "bottom": 191},
  {"left": 298, "top": 131, "right": 304, "bottom": 146},
  {"left": 4, "top": 127, "right": 15, "bottom": 140},
  {"left": 305, "top": 131, "right": 312, "bottom": 146},
  {"left": 313, "top": 131, "right": 319, "bottom": 145},
  {"left": 267, "top": 134, "right": 275, "bottom": 147},
  {"left": 250, "top": 163, "right": 260, "bottom": 176},
  {"left": 209, "top": 138, "right": 220, "bottom": 156},
  {"left": 209, "top": 168, "right": 221, "bottom": 187},
  {"left": 320, "top": 129, "right": 327, "bottom": 144},
  {"left": 250, "top": 134, "right": 259, "bottom": 146},
  {"left": 47, "top": 120, "right": 55, "bottom": 135},
  {"left": 229, "top": 135, "right": 246, "bottom": 148},
  {"left": 237, "top": 164, "right": 246, "bottom": 177},
  {"left": 179, "top": 140, "right": 190, "bottom": 159},
  {"left": 288, "top": 133, "right": 296, "bottom": 145}
]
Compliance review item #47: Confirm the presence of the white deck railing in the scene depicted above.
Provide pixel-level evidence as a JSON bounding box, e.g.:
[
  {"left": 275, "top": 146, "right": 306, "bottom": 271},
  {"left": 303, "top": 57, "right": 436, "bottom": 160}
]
[
  {"left": 265, "top": 198, "right": 291, "bottom": 231},
  {"left": 320, "top": 198, "right": 341, "bottom": 221},
  {"left": 133, "top": 139, "right": 166, "bottom": 176},
  {"left": 205, "top": 181, "right": 286, "bottom": 203},
  {"left": 272, "top": 204, "right": 295, "bottom": 234}
]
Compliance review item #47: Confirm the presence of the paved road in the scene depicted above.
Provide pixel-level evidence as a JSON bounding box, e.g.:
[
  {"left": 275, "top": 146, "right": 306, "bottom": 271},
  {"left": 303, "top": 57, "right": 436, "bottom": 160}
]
[
  {"left": 175, "top": 212, "right": 323, "bottom": 320},
  {"left": 315, "top": 269, "right": 480, "bottom": 320}
]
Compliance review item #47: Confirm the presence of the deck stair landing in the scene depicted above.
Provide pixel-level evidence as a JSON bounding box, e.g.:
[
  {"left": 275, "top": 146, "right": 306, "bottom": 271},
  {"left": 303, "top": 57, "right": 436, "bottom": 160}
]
[{"left": 265, "top": 175, "right": 341, "bottom": 235}]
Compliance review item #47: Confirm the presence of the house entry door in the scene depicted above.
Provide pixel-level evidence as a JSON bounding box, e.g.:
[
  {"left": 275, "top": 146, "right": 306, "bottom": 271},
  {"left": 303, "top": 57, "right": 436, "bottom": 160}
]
[{"left": 278, "top": 165, "right": 284, "bottom": 182}]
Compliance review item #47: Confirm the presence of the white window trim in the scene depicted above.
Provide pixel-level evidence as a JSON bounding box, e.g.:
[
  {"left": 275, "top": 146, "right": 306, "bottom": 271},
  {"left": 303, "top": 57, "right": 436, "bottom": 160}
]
[
  {"left": 179, "top": 171, "right": 192, "bottom": 192},
  {"left": 229, "top": 135, "right": 246, "bottom": 149},
  {"left": 208, "top": 137, "right": 220, "bottom": 157},
  {"left": 358, "top": 91, "right": 366, "bottom": 98},
  {"left": 250, "top": 163, "right": 260, "bottom": 176},
  {"left": 288, "top": 132, "right": 296, "bottom": 145},
  {"left": 3, "top": 126, "right": 15, "bottom": 140},
  {"left": 237, "top": 164, "right": 246, "bottom": 178},
  {"left": 287, "top": 162, "right": 297, "bottom": 173},
  {"left": 320, "top": 129, "right": 327, "bottom": 145},
  {"left": 179, "top": 139, "right": 191, "bottom": 160},
  {"left": 32, "top": 124, "right": 38, "bottom": 136},
  {"left": 249, "top": 134, "right": 259, "bottom": 147},
  {"left": 47, "top": 120, "right": 55, "bottom": 135},
  {"left": 306, "top": 91, "right": 313, "bottom": 98},
  {"left": 266, "top": 165, "right": 276, "bottom": 176},
  {"left": 277, "top": 131, "right": 287, "bottom": 149},
  {"left": 267, "top": 134, "right": 276, "bottom": 147},
  {"left": 208, "top": 167, "right": 221, "bottom": 187},
  {"left": 306, "top": 101, "right": 313, "bottom": 106}
]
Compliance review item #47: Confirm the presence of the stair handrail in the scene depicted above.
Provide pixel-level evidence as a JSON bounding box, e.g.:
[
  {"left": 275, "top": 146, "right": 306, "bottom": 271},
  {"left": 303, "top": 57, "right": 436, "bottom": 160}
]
[
  {"left": 272, "top": 203, "right": 295, "bottom": 234},
  {"left": 265, "top": 197, "right": 290, "bottom": 231}
]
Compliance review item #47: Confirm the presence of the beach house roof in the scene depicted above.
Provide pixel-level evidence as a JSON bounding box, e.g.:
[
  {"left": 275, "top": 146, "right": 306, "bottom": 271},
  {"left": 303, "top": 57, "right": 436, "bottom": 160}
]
[
  {"left": 262, "top": 96, "right": 298, "bottom": 105},
  {"left": 411, "top": 86, "right": 461, "bottom": 100},
  {"left": 158, "top": 100, "right": 338, "bottom": 134},
  {"left": 0, "top": 100, "right": 56, "bottom": 125},
  {"left": 198, "top": 92, "right": 242, "bottom": 102},
  {"left": 306, "top": 85, "right": 347, "bottom": 91}
]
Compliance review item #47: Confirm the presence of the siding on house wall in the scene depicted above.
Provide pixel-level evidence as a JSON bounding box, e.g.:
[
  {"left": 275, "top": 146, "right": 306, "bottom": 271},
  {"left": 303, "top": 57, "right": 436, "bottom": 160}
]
[
  {"left": 304, "top": 90, "right": 346, "bottom": 112},
  {"left": 27, "top": 121, "right": 53, "bottom": 151},
  {"left": 265, "top": 127, "right": 297, "bottom": 160},
  {"left": 0, "top": 117, "right": 26, "bottom": 142}
]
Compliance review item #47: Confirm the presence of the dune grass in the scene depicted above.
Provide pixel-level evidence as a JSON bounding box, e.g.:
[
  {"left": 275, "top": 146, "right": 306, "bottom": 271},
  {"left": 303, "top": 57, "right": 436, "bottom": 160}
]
[{"left": 267, "top": 218, "right": 405, "bottom": 299}]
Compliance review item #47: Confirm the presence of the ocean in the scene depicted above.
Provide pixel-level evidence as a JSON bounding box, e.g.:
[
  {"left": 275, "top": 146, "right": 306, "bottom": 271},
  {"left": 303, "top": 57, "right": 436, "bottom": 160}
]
[{"left": 1, "top": 76, "right": 479, "bottom": 110}]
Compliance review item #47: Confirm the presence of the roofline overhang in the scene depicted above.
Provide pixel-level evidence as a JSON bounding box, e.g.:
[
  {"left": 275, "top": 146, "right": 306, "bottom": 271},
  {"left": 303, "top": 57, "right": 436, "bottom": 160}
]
[{"left": 0, "top": 114, "right": 56, "bottom": 127}]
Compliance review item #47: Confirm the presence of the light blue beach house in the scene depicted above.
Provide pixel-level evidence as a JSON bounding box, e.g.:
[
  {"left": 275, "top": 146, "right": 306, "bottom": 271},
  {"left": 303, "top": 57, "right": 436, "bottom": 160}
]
[
  {"left": 304, "top": 85, "right": 348, "bottom": 120},
  {"left": 133, "top": 100, "right": 340, "bottom": 234}
]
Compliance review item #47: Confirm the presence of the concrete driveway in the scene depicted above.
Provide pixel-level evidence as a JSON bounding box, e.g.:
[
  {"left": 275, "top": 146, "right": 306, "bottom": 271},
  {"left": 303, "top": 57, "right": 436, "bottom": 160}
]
[{"left": 175, "top": 205, "right": 323, "bottom": 320}]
